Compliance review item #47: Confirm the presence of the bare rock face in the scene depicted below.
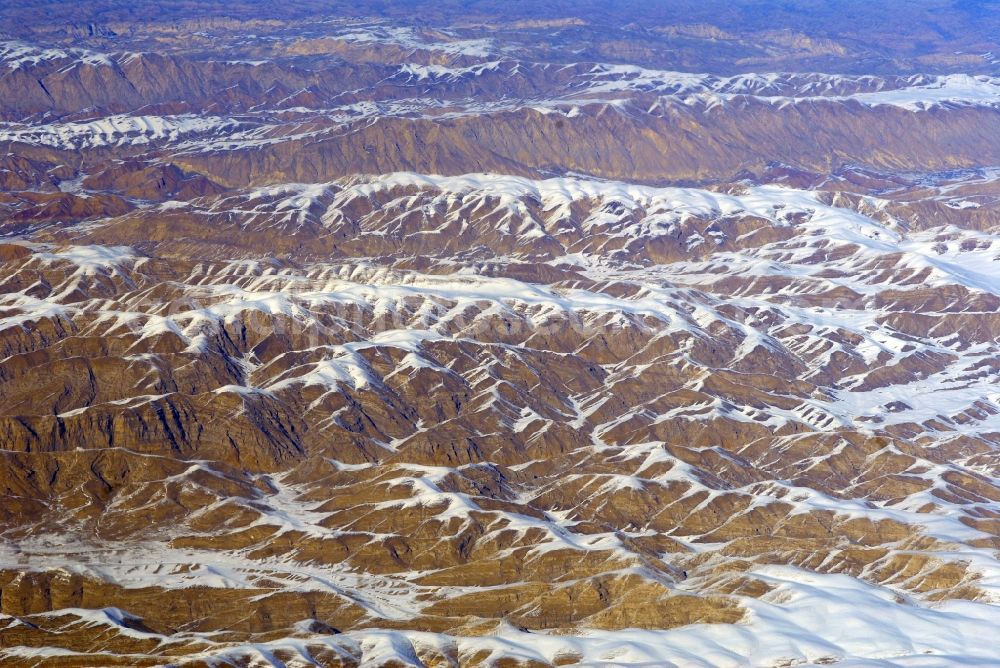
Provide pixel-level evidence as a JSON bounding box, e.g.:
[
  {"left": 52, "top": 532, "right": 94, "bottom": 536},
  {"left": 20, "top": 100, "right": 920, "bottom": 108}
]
[{"left": 2, "top": 3, "right": 1000, "bottom": 667}]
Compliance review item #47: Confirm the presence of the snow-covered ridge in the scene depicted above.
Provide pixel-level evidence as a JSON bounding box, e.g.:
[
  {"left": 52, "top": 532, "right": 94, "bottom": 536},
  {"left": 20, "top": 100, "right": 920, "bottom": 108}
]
[
  {"left": 165, "top": 566, "right": 1000, "bottom": 667},
  {"left": 155, "top": 171, "right": 1000, "bottom": 438},
  {"left": 577, "top": 65, "right": 1000, "bottom": 111},
  {"left": 206, "top": 171, "right": 1000, "bottom": 300},
  {"left": 0, "top": 114, "right": 243, "bottom": 149},
  {"left": 33, "top": 245, "right": 137, "bottom": 275},
  {"left": 396, "top": 60, "right": 504, "bottom": 82},
  {"left": 1, "top": 552, "right": 998, "bottom": 668},
  {"left": 849, "top": 73, "right": 1000, "bottom": 110},
  {"left": 344, "top": 171, "right": 893, "bottom": 242},
  {"left": 0, "top": 40, "right": 116, "bottom": 70},
  {"left": 326, "top": 24, "right": 496, "bottom": 57}
]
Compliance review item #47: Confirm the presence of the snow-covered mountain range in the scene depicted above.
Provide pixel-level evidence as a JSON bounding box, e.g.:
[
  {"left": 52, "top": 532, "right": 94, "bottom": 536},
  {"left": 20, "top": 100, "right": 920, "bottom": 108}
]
[{"left": 1, "top": 3, "right": 999, "bottom": 666}]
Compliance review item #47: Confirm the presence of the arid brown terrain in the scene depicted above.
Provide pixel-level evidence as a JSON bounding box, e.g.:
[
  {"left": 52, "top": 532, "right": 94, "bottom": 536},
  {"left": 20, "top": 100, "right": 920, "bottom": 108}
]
[{"left": 1, "top": 2, "right": 999, "bottom": 666}]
